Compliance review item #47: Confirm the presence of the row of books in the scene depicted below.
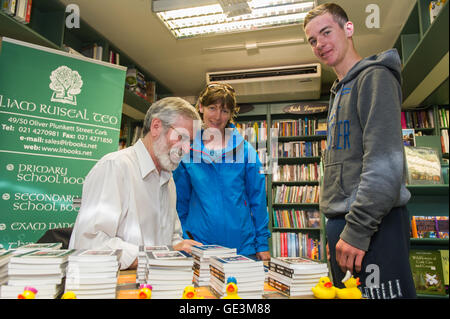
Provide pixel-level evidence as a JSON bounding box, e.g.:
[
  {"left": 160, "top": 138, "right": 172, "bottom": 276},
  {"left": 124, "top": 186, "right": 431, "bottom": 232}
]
[
  {"left": 401, "top": 109, "right": 435, "bottom": 129},
  {"left": 267, "top": 257, "right": 328, "bottom": 297},
  {"left": 235, "top": 121, "right": 268, "bottom": 143},
  {"left": 272, "top": 163, "right": 321, "bottom": 182},
  {"left": 409, "top": 249, "right": 448, "bottom": 296},
  {"left": 410, "top": 216, "right": 449, "bottom": 239},
  {"left": 1, "top": 0, "right": 32, "bottom": 24},
  {"left": 272, "top": 118, "right": 327, "bottom": 137},
  {"left": 0, "top": 243, "right": 121, "bottom": 299},
  {"left": 273, "top": 209, "right": 321, "bottom": 229},
  {"left": 126, "top": 67, "right": 157, "bottom": 104},
  {"left": 437, "top": 107, "right": 449, "bottom": 128},
  {"left": 272, "top": 185, "right": 320, "bottom": 204},
  {"left": 271, "top": 232, "right": 322, "bottom": 260},
  {"left": 275, "top": 140, "right": 326, "bottom": 158}
]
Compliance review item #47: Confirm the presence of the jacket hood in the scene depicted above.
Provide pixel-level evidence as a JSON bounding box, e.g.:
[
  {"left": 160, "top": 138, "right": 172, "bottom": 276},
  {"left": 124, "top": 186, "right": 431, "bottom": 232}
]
[{"left": 332, "top": 49, "right": 402, "bottom": 92}]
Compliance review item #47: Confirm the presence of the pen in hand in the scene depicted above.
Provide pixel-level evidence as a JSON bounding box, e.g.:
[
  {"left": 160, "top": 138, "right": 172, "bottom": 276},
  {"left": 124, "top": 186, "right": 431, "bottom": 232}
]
[{"left": 186, "top": 231, "right": 194, "bottom": 240}]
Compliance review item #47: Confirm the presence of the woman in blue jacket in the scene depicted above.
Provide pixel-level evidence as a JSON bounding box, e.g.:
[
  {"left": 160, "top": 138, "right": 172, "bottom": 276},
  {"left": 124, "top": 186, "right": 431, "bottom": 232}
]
[{"left": 173, "top": 83, "right": 271, "bottom": 260}]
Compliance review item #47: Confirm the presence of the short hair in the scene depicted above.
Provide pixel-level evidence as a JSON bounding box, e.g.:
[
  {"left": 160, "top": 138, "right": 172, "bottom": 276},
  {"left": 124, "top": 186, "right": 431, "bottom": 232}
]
[
  {"left": 195, "top": 82, "right": 239, "bottom": 124},
  {"left": 142, "top": 97, "right": 200, "bottom": 136},
  {"left": 303, "top": 3, "right": 349, "bottom": 29}
]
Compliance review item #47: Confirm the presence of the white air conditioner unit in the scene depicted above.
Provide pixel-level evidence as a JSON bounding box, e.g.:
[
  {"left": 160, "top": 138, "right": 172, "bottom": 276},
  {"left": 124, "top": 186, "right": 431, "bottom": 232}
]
[{"left": 206, "top": 63, "right": 321, "bottom": 103}]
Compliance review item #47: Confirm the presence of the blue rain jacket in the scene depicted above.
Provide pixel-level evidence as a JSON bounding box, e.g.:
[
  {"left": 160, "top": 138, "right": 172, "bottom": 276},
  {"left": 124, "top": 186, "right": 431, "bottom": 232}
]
[{"left": 173, "top": 125, "right": 270, "bottom": 256}]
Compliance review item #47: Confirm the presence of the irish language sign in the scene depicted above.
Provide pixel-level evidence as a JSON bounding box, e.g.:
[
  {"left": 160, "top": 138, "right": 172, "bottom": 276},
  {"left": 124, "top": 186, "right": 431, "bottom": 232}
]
[{"left": 0, "top": 37, "right": 126, "bottom": 249}]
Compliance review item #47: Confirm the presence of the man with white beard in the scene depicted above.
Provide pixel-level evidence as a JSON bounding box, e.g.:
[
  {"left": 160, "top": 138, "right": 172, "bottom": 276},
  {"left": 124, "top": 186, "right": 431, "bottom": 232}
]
[{"left": 69, "top": 97, "right": 203, "bottom": 269}]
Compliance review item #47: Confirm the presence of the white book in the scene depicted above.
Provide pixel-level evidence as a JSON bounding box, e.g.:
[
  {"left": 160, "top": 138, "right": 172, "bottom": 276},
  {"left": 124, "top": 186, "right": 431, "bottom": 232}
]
[
  {"left": 65, "top": 282, "right": 116, "bottom": 290},
  {"left": 210, "top": 255, "right": 263, "bottom": 271},
  {"left": 146, "top": 250, "right": 193, "bottom": 267},
  {"left": 65, "top": 276, "right": 117, "bottom": 285},
  {"left": 68, "top": 249, "right": 122, "bottom": 263},
  {"left": 10, "top": 249, "right": 75, "bottom": 265},
  {"left": 191, "top": 245, "right": 237, "bottom": 257},
  {"left": 7, "top": 277, "right": 63, "bottom": 285}
]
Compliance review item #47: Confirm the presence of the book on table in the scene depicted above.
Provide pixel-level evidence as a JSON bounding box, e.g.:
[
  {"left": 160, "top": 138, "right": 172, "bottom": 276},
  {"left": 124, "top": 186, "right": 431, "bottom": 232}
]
[
  {"left": 144, "top": 250, "right": 194, "bottom": 299},
  {"left": 0, "top": 249, "right": 75, "bottom": 299},
  {"left": 267, "top": 256, "right": 329, "bottom": 297},
  {"left": 136, "top": 245, "right": 171, "bottom": 284},
  {"left": 191, "top": 245, "right": 237, "bottom": 287},
  {"left": 64, "top": 249, "right": 121, "bottom": 299},
  {"left": 209, "top": 255, "right": 265, "bottom": 299}
]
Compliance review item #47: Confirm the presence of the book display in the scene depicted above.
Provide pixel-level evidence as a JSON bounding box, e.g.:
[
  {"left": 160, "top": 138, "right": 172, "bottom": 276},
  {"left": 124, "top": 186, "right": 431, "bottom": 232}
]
[
  {"left": 64, "top": 249, "right": 121, "bottom": 299},
  {"left": 268, "top": 257, "right": 329, "bottom": 297},
  {"left": 209, "top": 255, "right": 265, "bottom": 299},
  {"left": 144, "top": 250, "right": 194, "bottom": 299},
  {"left": 1, "top": 249, "right": 74, "bottom": 299},
  {"left": 191, "top": 245, "right": 237, "bottom": 287},
  {"left": 409, "top": 249, "right": 447, "bottom": 296},
  {"left": 404, "top": 146, "right": 443, "bottom": 184}
]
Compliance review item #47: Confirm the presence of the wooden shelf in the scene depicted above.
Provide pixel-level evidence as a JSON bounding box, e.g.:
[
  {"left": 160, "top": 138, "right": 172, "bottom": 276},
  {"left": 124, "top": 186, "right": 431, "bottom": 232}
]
[
  {"left": 410, "top": 238, "right": 449, "bottom": 245},
  {"left": 276, "top": 135, "right": 326, "bottom": 142},
  {"left": 272, "top": 203, "right": 319, "bottom": 208},
  {"left": 272, "top": 227, "right": 321, "bottom": 232},
  {"left": 406, "top": 184, "right": 449, "bottom": 195},
  {"left": 272, "top": 181, "right": 319, "bottom": 186},
  {"left": 276, "top": 157, "right": 322, "bottom": 164}
]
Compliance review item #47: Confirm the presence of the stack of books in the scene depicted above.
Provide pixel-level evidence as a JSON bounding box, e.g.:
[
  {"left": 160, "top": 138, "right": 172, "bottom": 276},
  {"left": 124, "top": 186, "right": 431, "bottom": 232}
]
[
  {"left": 145, "top": 250, "right": 194, "bottom": 299},
  {"left": 1, "top": 249, "right": 74, "bottom": 299},
  {"left": 191, "top": 245, "right": 237, "bottom": 286},
  {"left": 0, "top": 250, "right": 14, "bottom": 287},
  {"left": 268, "top": 256, "right": 329, "bottom": 297},
  {"left": 209, "top": 255, "right": 265, "bottom": 299},
  {"left": 136, "top": 245, "right": 172, "bottom": 285},
  {"left": 64, "top": 249, "right": 121, "bottom": 299}
]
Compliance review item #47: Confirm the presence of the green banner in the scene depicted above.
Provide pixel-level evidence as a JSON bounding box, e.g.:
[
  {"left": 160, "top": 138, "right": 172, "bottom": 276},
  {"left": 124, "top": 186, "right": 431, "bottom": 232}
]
[{"left": 0, "top": 37, "right": 126, "bottom": 249}]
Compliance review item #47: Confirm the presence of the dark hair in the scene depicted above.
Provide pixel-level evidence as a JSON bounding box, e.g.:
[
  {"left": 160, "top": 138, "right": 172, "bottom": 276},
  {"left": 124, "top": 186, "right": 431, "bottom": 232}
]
[
  {"left": 195, "top": 82, "right": 239, "bottom": 124},
  {"left": 303, "top": 3, "right": 349, "bottom": 29}
]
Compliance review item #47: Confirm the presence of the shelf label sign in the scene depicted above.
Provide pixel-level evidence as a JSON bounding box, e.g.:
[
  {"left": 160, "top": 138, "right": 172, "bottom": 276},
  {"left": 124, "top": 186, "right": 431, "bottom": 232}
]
[
  {"left": 283, "top": 102, "right": 328, "bottom": 115},
  {"left": 0, "top": 37, "right": 126, "bottom": 249}
]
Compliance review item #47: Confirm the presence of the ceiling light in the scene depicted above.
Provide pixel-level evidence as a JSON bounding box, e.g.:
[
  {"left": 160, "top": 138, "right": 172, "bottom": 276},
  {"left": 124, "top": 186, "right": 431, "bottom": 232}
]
[{"left": 152, "top": 0, "right": 316, "bottom": 39}]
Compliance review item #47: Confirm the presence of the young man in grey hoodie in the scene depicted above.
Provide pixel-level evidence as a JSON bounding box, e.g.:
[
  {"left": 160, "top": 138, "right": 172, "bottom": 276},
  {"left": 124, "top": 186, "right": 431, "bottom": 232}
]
[{"left": 304, "top": 3, "right": 416, "bottom": 298}]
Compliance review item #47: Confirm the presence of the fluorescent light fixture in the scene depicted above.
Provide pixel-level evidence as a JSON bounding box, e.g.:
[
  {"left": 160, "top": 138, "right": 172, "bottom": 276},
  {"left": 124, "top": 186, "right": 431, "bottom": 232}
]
[{"left": 152, "top": 0, "right": 316, "bottom": 39}]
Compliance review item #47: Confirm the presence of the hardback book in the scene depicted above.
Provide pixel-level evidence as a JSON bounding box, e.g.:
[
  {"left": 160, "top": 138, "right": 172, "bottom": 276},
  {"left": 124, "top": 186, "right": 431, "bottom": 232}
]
[
  {"left": 1, "top": 0, "right": 16, "bottom": 15},
  {"left": 404, "top": 146, "right": 442, "bottom": 184},
  {"left": 409, "top": 249, "right": 447, "bottom": 296}
]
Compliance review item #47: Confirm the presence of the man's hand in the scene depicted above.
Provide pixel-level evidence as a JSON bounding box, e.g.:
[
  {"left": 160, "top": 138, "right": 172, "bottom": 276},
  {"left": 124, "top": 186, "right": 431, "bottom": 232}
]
[
  {"left": 173, "top": 239, "right": 202, "bottom": 254},
  {"left": 256, "top": 251, "right": 271, "bottom": 261},
  {"left": 335, "top": 239, "right": 365, "bottom": 274}
]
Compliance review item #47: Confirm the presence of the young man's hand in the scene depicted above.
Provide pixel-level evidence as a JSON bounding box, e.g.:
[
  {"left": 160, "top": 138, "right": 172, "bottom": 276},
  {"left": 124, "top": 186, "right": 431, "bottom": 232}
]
[{"left": 335, "top": 239, "right": 366, "bottom": 273}]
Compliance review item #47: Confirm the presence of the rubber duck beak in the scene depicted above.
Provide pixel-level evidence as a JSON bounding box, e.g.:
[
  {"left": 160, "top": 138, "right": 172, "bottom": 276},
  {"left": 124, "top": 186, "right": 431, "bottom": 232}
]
[
  {"left": 186, "top": 291, "right": 194, "bottom": 298},
  {"left": 356, "top": 278, "right": 361, "bottom": 286},
  {"left": 324, "top": 282, "right": 332, "bottom": 288}
]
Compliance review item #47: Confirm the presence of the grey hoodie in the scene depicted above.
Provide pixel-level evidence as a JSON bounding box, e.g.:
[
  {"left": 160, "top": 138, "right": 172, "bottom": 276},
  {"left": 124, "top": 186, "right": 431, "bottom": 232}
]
[{"left": 321, "top": 49, "right": 411, "bottom": 251}]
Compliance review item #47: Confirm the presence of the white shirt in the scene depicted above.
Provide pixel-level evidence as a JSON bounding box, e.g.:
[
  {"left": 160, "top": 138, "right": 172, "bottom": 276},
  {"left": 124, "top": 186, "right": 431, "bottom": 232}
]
[{"left": 69, "top": 139, "right": 183, "bottom": 269}]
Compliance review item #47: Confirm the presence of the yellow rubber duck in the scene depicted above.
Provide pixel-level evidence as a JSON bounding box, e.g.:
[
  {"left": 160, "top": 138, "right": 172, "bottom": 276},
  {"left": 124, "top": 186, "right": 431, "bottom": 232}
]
[
  {"left": 138, "top": 284, "right": 152, "bottom": 299},
  {"left": 18, "top": 286, "right": 38, "bottom": 299},
  {"left": 222, "top": 277, "right": 241, "bottom": 299},
  {"left": 182, "top": 285, "right": 204, "bottom": 299},
  {"left": 312, "top": 277, "right": 336, "bottom": 299},
  {"left": 335, "top": 270, "right": 363, "bottom": 299},
  {"left": 61, "top": 291, "right": 77, "bottom": 299}
]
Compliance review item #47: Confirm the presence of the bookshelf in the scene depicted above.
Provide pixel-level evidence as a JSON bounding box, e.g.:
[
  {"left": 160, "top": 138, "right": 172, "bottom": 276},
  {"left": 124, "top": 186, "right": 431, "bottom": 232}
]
[
  {"left": 0, "top": 0, "right": 171, "bottom": 147},
  {"left": 235, "top": 101, "right": 328, "bottom": 262},
  {"left": 393, "top": 0, "right": 449, "bottom": 109}
]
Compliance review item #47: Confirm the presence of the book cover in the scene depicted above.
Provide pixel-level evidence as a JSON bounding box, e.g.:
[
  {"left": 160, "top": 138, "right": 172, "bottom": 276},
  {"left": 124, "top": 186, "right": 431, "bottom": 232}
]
[
  {"left": 402, "top": 128, "right": 416, "bottom": 146},
  {"left": 404, "top": 146, "right": 442, "bottom": 184},
  {"left": 409, "top": 250, "right": 447, "bottom": 296}
]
